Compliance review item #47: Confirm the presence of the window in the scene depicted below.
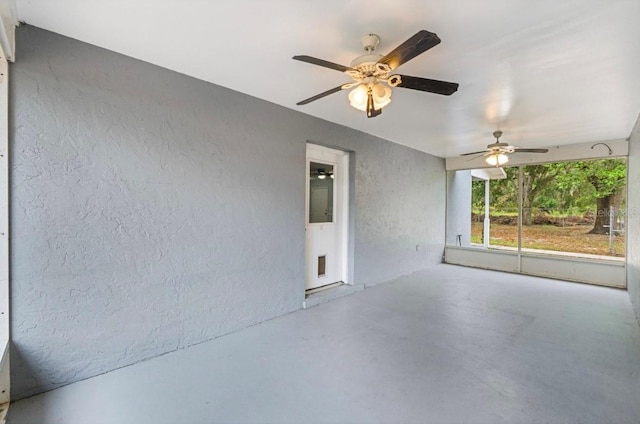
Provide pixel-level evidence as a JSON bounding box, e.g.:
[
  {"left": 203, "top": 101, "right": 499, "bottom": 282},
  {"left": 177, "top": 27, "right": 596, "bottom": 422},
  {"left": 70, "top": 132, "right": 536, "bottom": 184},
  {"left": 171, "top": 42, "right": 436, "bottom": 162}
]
[
  {"left": 309, "top": 162, "right": 334, "bottom": 224},
  {"left": 448, "top": 158, "right": 627, "bottom": 259},
  {"left": 521, "top": 159, "right": 626, "bottom": 258}
]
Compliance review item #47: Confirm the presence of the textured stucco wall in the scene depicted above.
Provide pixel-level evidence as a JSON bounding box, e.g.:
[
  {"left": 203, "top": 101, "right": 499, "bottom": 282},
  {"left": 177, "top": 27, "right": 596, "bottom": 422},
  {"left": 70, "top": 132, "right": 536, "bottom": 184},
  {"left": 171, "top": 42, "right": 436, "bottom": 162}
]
[
  {"left": 338, "top": 138, "right": 445, "bottom": 285},
  {"left": 10, "top": 26, "right": 445, "bottom": 399},
  {"left": 627, "top": 115, "right": 640, "bottom": 323}
]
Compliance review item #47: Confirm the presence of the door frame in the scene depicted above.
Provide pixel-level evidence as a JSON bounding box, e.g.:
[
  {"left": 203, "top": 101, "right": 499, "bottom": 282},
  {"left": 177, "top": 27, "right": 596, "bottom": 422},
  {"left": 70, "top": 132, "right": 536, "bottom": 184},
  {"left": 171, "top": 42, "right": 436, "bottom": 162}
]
[
  {"left": 0, "top": 37, "right": 10, "bottom": 414},
  {"left": 305, "top": 143, "right": 350, "bottom": 288}
]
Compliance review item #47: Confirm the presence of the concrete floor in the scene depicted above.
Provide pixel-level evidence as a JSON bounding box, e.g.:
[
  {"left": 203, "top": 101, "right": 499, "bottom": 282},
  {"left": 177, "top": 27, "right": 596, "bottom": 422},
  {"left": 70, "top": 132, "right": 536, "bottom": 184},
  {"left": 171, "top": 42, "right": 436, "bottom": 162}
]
[{"left": 9, "top": 264, "right": 640, "bottom": 423}]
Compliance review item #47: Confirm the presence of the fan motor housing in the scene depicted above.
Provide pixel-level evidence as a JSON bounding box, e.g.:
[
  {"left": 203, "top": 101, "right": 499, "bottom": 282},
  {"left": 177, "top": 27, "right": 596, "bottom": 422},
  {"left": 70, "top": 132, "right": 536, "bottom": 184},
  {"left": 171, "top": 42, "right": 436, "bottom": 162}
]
[
  {"left": 351, "top": 33, "right": 386, "bottom": 72},
  {"left": 350, "top": 53, "right": 384, "bottom": 68}
]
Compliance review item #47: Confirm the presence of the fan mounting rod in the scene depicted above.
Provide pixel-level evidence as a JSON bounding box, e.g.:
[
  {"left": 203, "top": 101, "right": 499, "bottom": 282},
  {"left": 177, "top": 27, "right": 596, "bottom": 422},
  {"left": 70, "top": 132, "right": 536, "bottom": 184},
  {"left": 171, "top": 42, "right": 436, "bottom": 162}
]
[
  {"left": 360, "top": 34, "right": 380, "bottom": 53},
  {"left": 493, "top": 130, "right": 503, "bottom": 141}
]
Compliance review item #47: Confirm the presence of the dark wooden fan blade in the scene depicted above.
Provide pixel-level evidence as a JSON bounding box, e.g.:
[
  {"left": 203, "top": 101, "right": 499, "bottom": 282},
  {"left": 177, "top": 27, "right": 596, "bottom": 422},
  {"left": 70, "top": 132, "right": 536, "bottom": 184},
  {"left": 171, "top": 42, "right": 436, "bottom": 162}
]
[
  {"left": 366, "top": 91, "right": 382, "bottom": 118},
  {"left": 460, "top": 150, "right": 488, "bottom": 156},
  {"left": 292, "top": 55, "right": 354, "bottom": 72},
  {"left": 396, "top": 75, "right": 459, "bottom": 95},
  {"left": 378, "top": 30, "right": 441, "bottom": 70},
  {"left": 513, "top": 148, "right": 549, "bottom": 153},
  {"left": 296, "top": 85, "right": 345, "bottom": 105}
]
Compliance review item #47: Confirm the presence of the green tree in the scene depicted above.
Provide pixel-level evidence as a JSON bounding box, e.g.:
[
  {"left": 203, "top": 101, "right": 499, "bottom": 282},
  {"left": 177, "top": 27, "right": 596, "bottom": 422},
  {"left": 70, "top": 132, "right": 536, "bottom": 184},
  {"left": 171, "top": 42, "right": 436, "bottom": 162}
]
[
  {"left": 471, "top": 180, "right": 485, "bottom": 215},
  {"left": 489, "top": 167, "right": 518, "bottom": 214},
  {"left": 553, "top": 158, "right": 626, "bottom": 233},
  {"left": 521, "top": 164, "right": 565, "bottom": 225},
  {"left": 482, "top": 159, "right": 625, "bottom": 234},
  {"left": 583, "top": 159, "right": 626, "bottom": 234}
]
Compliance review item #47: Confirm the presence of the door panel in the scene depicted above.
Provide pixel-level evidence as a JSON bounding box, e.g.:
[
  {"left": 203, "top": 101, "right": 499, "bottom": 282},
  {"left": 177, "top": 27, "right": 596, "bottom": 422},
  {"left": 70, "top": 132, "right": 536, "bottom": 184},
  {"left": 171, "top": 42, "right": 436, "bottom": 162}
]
[{"left": 305, "top": 145, "right": 347, "bottom": 290}]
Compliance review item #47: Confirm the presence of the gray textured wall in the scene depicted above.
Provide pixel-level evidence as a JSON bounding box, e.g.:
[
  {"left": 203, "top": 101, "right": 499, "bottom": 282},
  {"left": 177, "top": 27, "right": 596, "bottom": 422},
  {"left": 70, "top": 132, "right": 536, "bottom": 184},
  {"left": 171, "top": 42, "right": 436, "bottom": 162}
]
[
  {"left": 627, "top": 115, "right": 640, "bottom": 323},
  {"left": 10, "top": 26, "right": 445, "bottom": 399}
]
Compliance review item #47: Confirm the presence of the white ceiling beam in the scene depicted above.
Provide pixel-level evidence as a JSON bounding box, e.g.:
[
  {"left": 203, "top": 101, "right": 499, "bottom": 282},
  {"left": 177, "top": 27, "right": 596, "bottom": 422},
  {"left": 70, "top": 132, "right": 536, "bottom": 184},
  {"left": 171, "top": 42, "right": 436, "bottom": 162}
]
[{"left": 446, "top": 138, "right": 629, "bottom": 171}]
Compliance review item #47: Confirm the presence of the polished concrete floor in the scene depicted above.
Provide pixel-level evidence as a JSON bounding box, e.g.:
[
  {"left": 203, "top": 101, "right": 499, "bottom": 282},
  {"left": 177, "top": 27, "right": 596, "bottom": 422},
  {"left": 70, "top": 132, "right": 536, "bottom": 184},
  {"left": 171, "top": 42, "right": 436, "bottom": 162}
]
[{"left": 9, "top": 265, "right": 640, "bottom": 423}]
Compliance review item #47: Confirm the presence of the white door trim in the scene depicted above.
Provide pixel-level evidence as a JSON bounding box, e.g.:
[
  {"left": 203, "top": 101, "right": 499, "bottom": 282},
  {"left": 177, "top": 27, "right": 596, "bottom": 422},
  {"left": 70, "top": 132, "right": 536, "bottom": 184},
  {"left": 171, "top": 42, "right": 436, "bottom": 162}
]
[
  {"left": 338, "top": 150, "right": 349, "bottom": 285},
  {"left": 305, "top": 144, "right": 350, "bottom": 289},
  {"left": 0, "top": 36, "right": 10, "bottom": 415}
]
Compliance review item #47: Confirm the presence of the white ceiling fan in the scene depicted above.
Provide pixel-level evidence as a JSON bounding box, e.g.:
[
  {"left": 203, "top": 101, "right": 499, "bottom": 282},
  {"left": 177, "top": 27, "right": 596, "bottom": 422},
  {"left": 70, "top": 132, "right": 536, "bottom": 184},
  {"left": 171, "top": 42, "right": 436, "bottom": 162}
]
[
  {"left": 293, "top": 30, "right": 459, "bottom": 118},
  {"left": 461, "top": 130, "right": 549, "bottom": 166}
]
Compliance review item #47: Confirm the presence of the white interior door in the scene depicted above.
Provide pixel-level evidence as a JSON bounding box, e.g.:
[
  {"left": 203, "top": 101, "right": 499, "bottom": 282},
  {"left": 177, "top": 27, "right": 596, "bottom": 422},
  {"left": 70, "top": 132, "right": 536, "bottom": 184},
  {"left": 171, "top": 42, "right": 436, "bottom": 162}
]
[{"left": 305, "top": 144, "right": 348, "bottom": 290}]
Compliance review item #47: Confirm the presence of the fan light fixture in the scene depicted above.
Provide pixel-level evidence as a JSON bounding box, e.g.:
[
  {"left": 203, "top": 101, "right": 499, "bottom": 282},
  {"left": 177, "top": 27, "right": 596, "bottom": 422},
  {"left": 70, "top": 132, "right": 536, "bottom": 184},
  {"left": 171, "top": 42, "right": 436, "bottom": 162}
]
[
  {"left": 315, "top": 169, "right": 334, "bottom": 179},
  {"left": 348, "top": 83, "right": 392, "bottom": 112},
  {"left": 486, "top": 152, "right": 509, "bottom": 166}
]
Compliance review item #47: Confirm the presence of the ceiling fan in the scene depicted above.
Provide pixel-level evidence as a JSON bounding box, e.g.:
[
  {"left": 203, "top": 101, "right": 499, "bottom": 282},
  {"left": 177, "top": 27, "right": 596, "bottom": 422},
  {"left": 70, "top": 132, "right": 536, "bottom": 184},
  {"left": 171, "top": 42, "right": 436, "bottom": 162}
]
[
  {"left": 293, "top": 30, "right": 459, "bottom": 118},
  {"left": 461, "top": 130, "right": 549, "bottom": 166},
  {"left": 312, "top": 168, "right": 333, "bottom": 180}
]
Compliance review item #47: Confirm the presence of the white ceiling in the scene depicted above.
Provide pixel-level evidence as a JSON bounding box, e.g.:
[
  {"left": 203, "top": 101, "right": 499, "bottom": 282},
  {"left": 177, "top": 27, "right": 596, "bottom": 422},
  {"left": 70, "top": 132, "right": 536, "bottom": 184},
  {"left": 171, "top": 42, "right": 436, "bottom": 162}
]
[{"left": 15, "top": 0, "right": 640, "bottom": 158}]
